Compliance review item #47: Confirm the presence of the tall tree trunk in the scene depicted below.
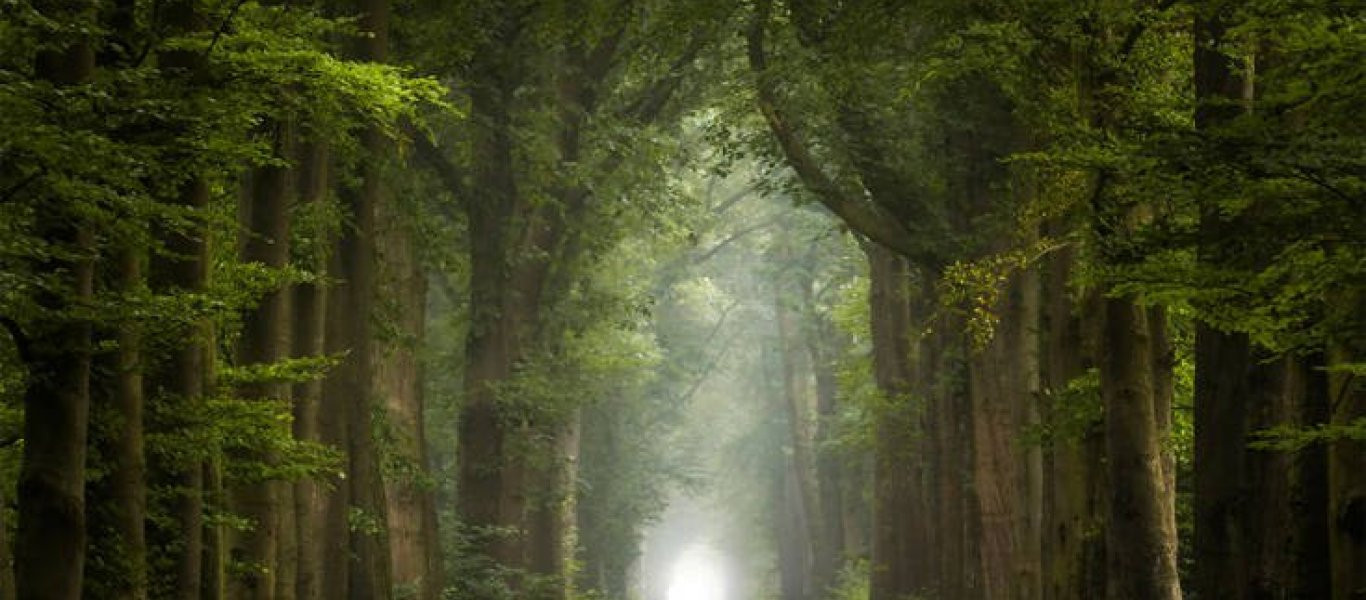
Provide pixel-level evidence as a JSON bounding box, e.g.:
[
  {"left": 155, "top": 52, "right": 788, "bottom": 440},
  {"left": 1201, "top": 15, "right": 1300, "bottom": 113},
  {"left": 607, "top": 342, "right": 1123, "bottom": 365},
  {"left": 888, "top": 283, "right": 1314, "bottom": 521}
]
[
  {"left": 1147, "top": 308, "right": 1179, "bottom": 575},
  {"left": 319, "top": 246, "right": 354, "bottom": 600},
  {"left": 1084, "top": 10, "right": 1182, "bottom": 595},
  {"left": 775, "top": 283, "right": 819, "bottom": 599},
  {"left": 232, "top": 123, "right": 295, "bottom": 600},
  {"left": 806, "top": 314, "right": 846, "bottom": 595},
  {"left": 927, "top": 320, "right": 974, "bottom": 600},
  {"left": 14, "top": 6, "right": 95, "bottom": 597},
  {"left": 1098, "top": 298, "right": 1181, "bottom": 600},
  {"left": 148, "top": 176, "right": 213, "bottom": 600},
  {"left": 203, "top": 455, "right": 228, "bottom": 600},
  {"left": 0, "top": 486, "right": 11, "bottom": 600},
  {"left": 1039, "top": 245, "right": 1106, "bottom": 600},
  {"left": 15, "top": 227, "right": 94, "bottom": 600},
  {"left": 339, "top": 2, "right": 396, "bottom": 597},
  {"left": 1328, "top": 289, "right": 1366, "bottom": 600},
  {"left": 86, "top": 1, "right": 149, "bottom": 593},
  {"left": 145, "top": 3, "right": 214, "bottom": 596},
  {"left": 1188, "top": 11, "right": 1331, "bottom": 597},
  {"left": 457, "top": 23, "right": 531, "bottom": 580},
  {"left": 109, "top": 245, "right": 149, "bottom": 600},
  {"left": 1292, "top": 354, "right": 1333, "bottom": 598},
  {"left": 341, "top": 125, "right": 395, "bottom": 600},
  {"left": 1193, "top": 328, "right": 1276, "bottom": 599},
  {"left": 375, "top": 193, "right": 441, "bottom": 600},
  {"left": 968, "top": 265, "right": 1041, "bottom": 600},
  {"left": 525, "top": 416, "right": 581, "bottom": 600},
  {"left": 1190, "top": 12, "right": 1249, "bottom": 599},
  {"left": 291, "top": 141, "right": 329, "bottom": 600},
  {"left": 865, "top": 244, "right": 932, "bottom": 599},
  {"left": 778, "top": 453, "right": 812, "bottom": 600}
]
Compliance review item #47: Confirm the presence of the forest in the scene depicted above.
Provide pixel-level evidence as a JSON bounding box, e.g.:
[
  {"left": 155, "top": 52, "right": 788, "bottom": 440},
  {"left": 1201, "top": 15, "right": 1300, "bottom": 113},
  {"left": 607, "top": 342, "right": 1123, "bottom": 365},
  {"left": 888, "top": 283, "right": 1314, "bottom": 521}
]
[{"left": 0, "top": 0, "right": 1362, "bottom": 599}]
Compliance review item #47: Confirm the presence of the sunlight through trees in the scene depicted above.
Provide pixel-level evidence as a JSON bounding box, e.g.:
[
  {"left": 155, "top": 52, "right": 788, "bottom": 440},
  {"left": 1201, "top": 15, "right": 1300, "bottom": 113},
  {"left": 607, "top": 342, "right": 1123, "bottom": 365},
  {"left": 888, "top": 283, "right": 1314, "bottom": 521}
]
[{"left": 0, "top": 1, "right": 1361, "bottom": 599}]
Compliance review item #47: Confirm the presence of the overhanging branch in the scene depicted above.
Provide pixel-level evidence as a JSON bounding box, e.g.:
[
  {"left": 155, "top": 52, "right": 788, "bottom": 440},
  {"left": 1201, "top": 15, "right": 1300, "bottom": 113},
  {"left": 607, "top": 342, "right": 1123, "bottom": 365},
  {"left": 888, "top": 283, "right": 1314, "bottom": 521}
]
[{"left": 746, "top": 0, "right": 933, "bottom": 266}]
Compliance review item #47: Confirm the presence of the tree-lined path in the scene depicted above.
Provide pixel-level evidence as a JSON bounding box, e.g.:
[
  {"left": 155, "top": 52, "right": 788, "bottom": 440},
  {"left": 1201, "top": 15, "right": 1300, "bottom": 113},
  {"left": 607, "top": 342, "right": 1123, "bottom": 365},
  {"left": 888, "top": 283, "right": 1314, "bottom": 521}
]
[{"left": 0, "top": 1, "right": 1362, "bottom": 599}]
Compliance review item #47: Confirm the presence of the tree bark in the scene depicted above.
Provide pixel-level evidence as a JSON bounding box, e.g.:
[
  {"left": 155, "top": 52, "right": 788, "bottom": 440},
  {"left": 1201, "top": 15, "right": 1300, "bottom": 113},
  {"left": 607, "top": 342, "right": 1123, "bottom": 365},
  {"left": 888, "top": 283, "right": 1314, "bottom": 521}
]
[
  {"left": 925, "top": 319, "right": 974, "bottom": 600},
  {"left": 0, "top": 486, "right": 11, "bottom": 600},
  {"left": 1188, "top": 11, "right": 1332, "bottom": 597},
  {"left": 775, "top": 281, "right": 819, "bottom": 599},
  {"left": 232, "top": 122, "right": 295, "bottom": 600},
  {"left": 1293, "top": 354, "right": 1333, "bottom": 599},
  {"left": 457, "top": 41, "right": 528, "bottom": 577},
  {"left": 864, "top": 244, "right": 932, "bottom": 599},
  {"left": 320, "top": 244, "right": 354, "bottom": 600},
  {"left": 968, "top": 265, "right": 1041, "bottom": 600},
  {"left": 805, "top": 308, "right": 846, "bottom": 595},
  {"left": 14, "top": 6, "right": 95, "bottom": 597},
  {"left": 1148, "top": 307, "right": 1179, "bottom": 578},
  {"left": 375, "top": 191, "right": 441, "bottom": 600},
  {"left": 87, "top": 2, "right": 149, "bottom": 592},
  {"left": 148, "top": 179, "right": 214, "bottom": 600},
  {"left": 338, "top": 2, "right": 396, "bottom": 597},
  {"left": 341, "top": 126, "right": 395, "bottom": 600},
  {"left": 1327, "top": 289, "right": 1366, "bottom": 600},
  {"left": 291, "top": 141, "right": 329, "bottom": 600},
  {"left": 525, "top": 417, "right": 581, "bottom": 600},
  {"left": 1099, "top": 298, "right": 1181, "bottom": 600},
  {"left": 778, "top": 452, "right": 813, "bottom": 600},
  {"left": 1039, "top": 245, "right": 1106, "bottom": 600},
  {"left": 108, "top": 245, "right": 150, "bottom": 600},
  {"left": 1190, "top": 14, "right": 1248, "bottom": 598},
  {"left": 147, "top": 3, "right": 213, "bottom": 596}
]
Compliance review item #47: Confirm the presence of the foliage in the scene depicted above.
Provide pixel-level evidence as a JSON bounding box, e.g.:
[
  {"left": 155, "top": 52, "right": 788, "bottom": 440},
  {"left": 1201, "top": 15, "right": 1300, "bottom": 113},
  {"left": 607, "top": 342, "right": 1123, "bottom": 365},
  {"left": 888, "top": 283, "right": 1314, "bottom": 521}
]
[
  {"left": 1024, "top": 369, "right": 1103, "bottom": 448},
  {"left": 1, "top": 0, "right": 444, "bottom": 595},
  {"left": 826, "top": 558, "right": 870, "bottom": 600},
  {"left": 1249, "top": 418, "right": 1366, "bottom": 453}
]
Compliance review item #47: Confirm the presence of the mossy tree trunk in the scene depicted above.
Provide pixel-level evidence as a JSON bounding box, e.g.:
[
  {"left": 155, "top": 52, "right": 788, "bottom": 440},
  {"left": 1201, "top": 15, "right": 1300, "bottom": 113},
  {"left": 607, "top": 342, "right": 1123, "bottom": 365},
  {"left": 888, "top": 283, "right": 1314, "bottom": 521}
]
[
  {"left": 291, "top": 141, "right": 330, "bottom": 600},
  {"left": 14, "top": 3, "right": 95, "bottom": 597},
  {"left": 865, "top": 244, "right": 933, "bottom": 599},
  {"left": 1098, "top": 298, "right": 1182, "bottom": 600},
  {"left": 148, "top": 2, "right": 215, "bottom": 596},
  {"left": 1039, "top": 245, "right": 1106, "bottom": 600},
  {"left": 376, "top": 176, "right": 442, "bottom": 600},
  {"left": 1327, "top": 289, "right": 1366, "bottom": 600},
  {"left": 232, "top": 122, "right": 295, "bottom": 600}
]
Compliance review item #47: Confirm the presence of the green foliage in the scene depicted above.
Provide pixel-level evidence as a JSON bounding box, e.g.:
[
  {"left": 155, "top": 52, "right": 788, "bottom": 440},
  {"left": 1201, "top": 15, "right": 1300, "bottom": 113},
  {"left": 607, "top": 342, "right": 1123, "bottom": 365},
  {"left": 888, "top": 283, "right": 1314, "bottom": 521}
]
[
  {"left": 826, "top": 558, "right": 870, "bottom": 600},
  {"left": 146, "top": 392, "right": 342, "bottom": 486},
  {"left": 1249, "top": 419, "right": 1366, "bottom": 453},
  {"left": 830, "top": 275, "right": 879, "bottom": 456},
  {"left": 441, "top": 523, "right": 525, "bottom": 600},
  {"left": 217, "top": 353, "right": 343, "bottom": 388},
  {"left": 1025, "top": 369, "right": 1103, "bottom": 448},
  {"left": 2, "top": 0, "right": 445, "bottom": 590},
  {"left": 939, "top": 239, "right": 1062, "bottom": 348}
]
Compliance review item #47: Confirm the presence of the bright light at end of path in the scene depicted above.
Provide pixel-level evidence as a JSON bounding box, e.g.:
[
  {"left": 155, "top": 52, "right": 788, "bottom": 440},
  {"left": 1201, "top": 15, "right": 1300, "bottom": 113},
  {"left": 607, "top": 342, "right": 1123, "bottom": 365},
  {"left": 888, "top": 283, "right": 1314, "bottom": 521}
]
[{"left": 667, "top": 545, "right": 726, "bottom": 600}]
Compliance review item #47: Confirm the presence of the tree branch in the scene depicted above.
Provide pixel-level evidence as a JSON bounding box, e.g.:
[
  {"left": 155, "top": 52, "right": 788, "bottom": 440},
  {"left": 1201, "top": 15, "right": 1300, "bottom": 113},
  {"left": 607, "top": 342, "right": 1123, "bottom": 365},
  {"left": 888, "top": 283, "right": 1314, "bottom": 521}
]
[
  {"left": 616, "top": 25, "right": 709, "bottom": 124},
  {"left": 0, "top": 316, "right": 33, "bottom": 365},
  {"left": 0, "top": 168, "right": 44, "bottom": 204},
  {"left": 204, "top": 0, "right": 248, "bottom": 58},
  {"left": 693, "top": 213, "right": 784, "bottom": 265},
  {"left": 407, "top": 122, "right": 469, "bottom": 201},
  {"left": 746, "top": 0, "right": 933, "bottom": 265},
  {"left": 710, "top": 184, "right": 755, "bottom": 216},
  {"left": 678, "top": 301, "right": 741, "bottom": 404}
]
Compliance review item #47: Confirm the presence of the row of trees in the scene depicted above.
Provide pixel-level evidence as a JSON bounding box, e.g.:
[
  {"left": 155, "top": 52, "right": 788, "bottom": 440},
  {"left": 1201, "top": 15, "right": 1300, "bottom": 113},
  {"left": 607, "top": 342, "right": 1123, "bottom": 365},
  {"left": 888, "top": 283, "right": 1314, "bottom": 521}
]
[
  {"left": 1, "top": 0, "right": 1362, "bottom": 599},
  {"left": 739, "top": 1, "right": 1364, "bottom": 599},
  {"left": 4, "top": 0, "right": 734, "bottom": 598},
  {"left": 1, "top": 0, "right": 445, "bottom": 598}
]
